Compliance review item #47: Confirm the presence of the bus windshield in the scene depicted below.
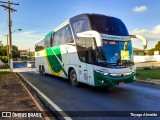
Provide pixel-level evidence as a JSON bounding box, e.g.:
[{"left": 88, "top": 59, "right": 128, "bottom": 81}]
[
  {"left": 89, "top": 15, "right": 129, "bottom": 36},
  {"left": 96, "top": 40, "right": 133, "bottom": 67}
]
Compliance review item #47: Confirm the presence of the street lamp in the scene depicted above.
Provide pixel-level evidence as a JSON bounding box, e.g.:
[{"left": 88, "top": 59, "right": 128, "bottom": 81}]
[
  {"left": 9, "top": 28, "right": 22, "bottom": 72},
  {"left": 11, "top": 29, "right": 22, "bottom": 34}
]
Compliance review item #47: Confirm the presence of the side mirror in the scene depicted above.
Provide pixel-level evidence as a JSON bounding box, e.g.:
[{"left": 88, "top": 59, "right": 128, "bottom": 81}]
[
  {"left": 76, "top": 30, "right": 102, "bottom": 47},
  {"left": 130, "top": 35, "right": 148, "bottom": 50}
]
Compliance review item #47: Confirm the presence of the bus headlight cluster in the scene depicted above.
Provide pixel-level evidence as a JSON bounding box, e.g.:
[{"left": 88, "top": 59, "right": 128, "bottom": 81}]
[
  {"left": 131, "top": 68, "right": 136, "bottom": 73},
  {"left": 94, "top": 70, "right": 109, "bottom": 76}
]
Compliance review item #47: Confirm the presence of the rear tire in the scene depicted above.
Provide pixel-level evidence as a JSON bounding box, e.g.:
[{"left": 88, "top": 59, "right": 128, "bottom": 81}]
[
  {"left": 69, "top": 69, "right": 79, "bottom": 87},
  {"left": 42, "top": 66, "right": 46, "bottom": 76},
  {"left": 39, "top": 66, "right": 42, "bottom": 74}
]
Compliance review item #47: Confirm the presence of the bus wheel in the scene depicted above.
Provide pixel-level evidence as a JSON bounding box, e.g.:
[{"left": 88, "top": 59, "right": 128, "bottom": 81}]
[
  {"left": 42, "top": 66, "right": 46, "bottom": 76},
  {"left": 39, "top": 65, "right": 42, "bottom": 74},
  {"left": 69, "top": 69, "right": 78, "bottom": 87}
]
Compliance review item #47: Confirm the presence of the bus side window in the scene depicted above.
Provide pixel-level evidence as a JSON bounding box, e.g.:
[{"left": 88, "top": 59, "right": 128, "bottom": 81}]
[
  {"left": 59, "top": 25, "right": 74, "bottom": 44},
  {"left": 50, "top": 34, "right": 54, "bottom": 47},
  {"left": 64, "top": 25, "right": 74, "bottom": 43},
  {"left": 54, "top": 31, "right": 60, "bottom": 45},
  {"left": 37, "top": 39, "right": 45, "bottom": 51},
  {"left": 44, "top": 38, "right": 49, "bottom": 48},
  {"left": 66, "top": 25, "right": 74, "bottom": 43}
]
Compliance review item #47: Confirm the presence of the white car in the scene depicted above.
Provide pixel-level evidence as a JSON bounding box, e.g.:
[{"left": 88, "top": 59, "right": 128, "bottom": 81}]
[{"left": 27, "top": 62, "right": 35, "bottom": 68}]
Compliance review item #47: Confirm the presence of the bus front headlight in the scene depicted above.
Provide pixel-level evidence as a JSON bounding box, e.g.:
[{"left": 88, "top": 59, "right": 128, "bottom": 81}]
[{"left": 94, "top": 70, "right": 109, "bottom": 76}]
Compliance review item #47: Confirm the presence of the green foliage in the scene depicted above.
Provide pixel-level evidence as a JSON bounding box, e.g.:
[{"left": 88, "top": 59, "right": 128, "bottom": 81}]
[
  {"left": 147, "top": 41, "right": 160, "bottom": 55},
  {"left": 0, "top": 45, "right": 19, "bottom": 61},
  {"left": 155, "top": 41, "right": 160, "bottom": 51},
  {"left": 143, "top": 67, "right": 151, "bottom": 70},
  {"left": 0, "top": 40, "right": 3, "bottom": 46},
  {"left": 1, "top": 63, "right": 10, "bottom": 69},
  {"left": 12, "top": 45, "right": 20, "bottom": 58},
  {"left": 0, "top": 45, "right": 8, "bottom": 56},
  {"left": 136, "top": 69, "right": 160, "bottom": 79},
  {"left": 147, "top": 48, "right": 154, "bottom": 55},
  {"left": 0, "top": 56, "right": 8, "bottom": 63}
]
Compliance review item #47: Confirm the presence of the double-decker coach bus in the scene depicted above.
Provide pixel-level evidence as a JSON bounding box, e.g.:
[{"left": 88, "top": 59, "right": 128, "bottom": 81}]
[{"left": 35, "top": 13, "right": 147, "bottom": 87}]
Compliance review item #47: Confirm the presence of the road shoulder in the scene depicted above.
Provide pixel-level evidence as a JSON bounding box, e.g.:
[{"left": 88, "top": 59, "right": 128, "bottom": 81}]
[{"left": 0, "top": 73, "right": 44, "bottom": 120}]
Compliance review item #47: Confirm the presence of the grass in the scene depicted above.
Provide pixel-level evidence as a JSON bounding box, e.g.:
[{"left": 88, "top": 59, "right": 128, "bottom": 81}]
[
  {"left": 136, "top": 68, "right": 160, "bottom": 80},
  {"left": 0, "top": 71, "right": 10, "bottom": 83}
]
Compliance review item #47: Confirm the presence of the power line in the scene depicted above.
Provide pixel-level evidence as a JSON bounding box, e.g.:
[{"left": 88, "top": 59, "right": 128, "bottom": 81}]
[{"left": 12, "top": 21, "right": 53, "bottom": 29}]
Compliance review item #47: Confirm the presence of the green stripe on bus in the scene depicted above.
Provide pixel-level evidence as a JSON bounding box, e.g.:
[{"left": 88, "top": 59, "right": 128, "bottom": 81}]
[
  {"left": 46, "top": 46, "right": 67, "bottom": 77},
  {"left": 45, "top": 31, "right": 54, "bottom": 38}
]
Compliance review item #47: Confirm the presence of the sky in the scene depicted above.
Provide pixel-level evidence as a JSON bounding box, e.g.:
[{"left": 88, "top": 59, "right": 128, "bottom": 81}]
[{"left": 0, "top": 0, "right": 160, "bottom": 51}]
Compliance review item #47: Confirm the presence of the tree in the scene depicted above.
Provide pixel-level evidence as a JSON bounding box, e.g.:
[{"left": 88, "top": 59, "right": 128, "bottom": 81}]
[
  {"left": 0, "top": 40, "right": 8, "bottom": 63},
  {"left": 0, "top": 44, "right": 19, "bottom": 63},
  {"left": 0, "top": 40, "right": 3, "bottom": 46},
  {"left": 147, "top": 48, "right": 154, "bottom": 55},
  {"left": 147, "top": 41, "right": 160, "bottom": 55},
  {"left": 155, "top": 41, "right": 160, "bottom": 51},
  {"left": 12, "top": 45, "right": 20, "bottom": 58}
]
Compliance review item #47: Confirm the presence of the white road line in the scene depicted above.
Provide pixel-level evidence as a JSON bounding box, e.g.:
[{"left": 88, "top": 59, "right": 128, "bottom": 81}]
[{"left": 18, "top": 73, "right": 72, "bottom": 120}]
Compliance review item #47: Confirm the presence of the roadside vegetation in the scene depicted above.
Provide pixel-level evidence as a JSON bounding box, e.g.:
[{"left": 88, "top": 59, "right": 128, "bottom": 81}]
[
  {"left": 1, "top": 64, "right": 10, "bottom": 69},
  {"left": 0, "top": 40, "right": 20, "bottom": 63},
  {"left": 136, "top": 68, "right": 160, "bottom": 80},
  {"left": 0, "top": 71, "right": 9, "bottom": 83}
]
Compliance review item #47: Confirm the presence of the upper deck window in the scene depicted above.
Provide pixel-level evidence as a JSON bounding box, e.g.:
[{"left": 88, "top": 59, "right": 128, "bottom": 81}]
[
  {"left": 71, "top": 18, "right": 90, "bottom": 34},
  {"left": 89, "top": 15, "right": 129, "bottom": 36}
]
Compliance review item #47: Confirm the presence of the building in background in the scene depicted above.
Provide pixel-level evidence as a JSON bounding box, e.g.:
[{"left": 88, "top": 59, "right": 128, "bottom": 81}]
[
  {"left": 133, "top": 48, "right": 145, "bottom": 56},
  {"left": 19, "top": 50, "right": 35, "bottom": 61},
  {"left": 19, "top": 50, "right": 28, "bottom": 60},
  {"left": 28, "top": 51, "right": 35, "bottom": 60}
]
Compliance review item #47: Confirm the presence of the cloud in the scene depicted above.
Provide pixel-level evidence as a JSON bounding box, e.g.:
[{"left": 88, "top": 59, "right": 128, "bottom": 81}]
[
  {"left": 19, "top": 30, "right": 43, "bottom": 38},
  {"left": 130, "top": 25, "right": 160, "bottom": 49},
  {"left": 133, "top": 6, "right": 147, "bottom": 12},
  {"left": 153, "top": 25, "right": 160, "bottom": 34}
]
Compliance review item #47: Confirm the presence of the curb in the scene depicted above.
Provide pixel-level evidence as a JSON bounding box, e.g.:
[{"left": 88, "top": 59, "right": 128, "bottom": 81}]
[{"left": 15, "top": 73, "right": 51, "bottom": 120}]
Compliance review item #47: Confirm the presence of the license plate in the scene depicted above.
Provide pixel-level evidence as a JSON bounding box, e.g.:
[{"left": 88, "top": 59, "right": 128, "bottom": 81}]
[{"left": 119, "top": 81, "right": 125, "bottom": 85}]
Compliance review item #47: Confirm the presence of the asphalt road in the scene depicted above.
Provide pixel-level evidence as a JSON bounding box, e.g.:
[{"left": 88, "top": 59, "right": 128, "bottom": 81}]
[{"left": 13, "top": 61, "right": 160, "bottom": 120}]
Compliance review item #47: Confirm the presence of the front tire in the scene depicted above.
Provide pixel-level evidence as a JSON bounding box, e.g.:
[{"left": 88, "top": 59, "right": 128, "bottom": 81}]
[{"left": 69, "top": 69, "right": 79, "bottom": 87}]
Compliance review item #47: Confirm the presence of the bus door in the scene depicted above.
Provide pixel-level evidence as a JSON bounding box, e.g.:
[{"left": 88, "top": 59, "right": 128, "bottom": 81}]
[
  {"left": 78, "top": 61, "right": 88, "bottom": 84},
  {"left": 77, "top": 37, "right": 95, "bottom": 84}
]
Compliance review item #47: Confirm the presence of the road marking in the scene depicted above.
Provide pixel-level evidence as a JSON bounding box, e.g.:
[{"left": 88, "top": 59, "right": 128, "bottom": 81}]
[{"left": 17, "top": 73, "right": 72, "bottom": 120}]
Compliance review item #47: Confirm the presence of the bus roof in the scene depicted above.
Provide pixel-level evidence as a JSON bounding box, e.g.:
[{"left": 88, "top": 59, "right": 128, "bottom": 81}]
[
  {"left": 69, "top": 13, "right": 115, "bottom": 22},
  {"left": 35, "top": 13, "right": 117, "bottom": 44}
]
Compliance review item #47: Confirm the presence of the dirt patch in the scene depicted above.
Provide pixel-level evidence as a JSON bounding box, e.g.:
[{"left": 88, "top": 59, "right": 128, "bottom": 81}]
[{"left": 0, "top": 73, "right": 44, "bottom": 120}]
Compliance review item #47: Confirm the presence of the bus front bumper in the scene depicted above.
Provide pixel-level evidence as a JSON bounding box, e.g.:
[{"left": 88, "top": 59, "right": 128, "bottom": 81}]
[{"left": 94, "top": 71, "right": 136, "bottom": 87}]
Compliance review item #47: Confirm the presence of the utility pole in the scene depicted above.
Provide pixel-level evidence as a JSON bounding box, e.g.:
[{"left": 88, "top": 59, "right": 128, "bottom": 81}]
[
  {"left": 0, "top": 1, "right": 19, "bottom": 72},
  {"left": 6, "top": 35, "right": 9, "bottom": 65},
  {"left": 28, "top": 48, "right": 30, "bottom": 61}
]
